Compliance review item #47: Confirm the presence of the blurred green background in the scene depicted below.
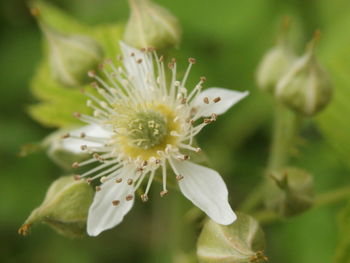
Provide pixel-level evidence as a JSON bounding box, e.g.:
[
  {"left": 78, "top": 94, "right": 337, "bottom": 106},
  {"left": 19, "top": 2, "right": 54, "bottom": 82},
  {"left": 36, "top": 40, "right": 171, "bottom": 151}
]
[{"left": 1, "top": 0, "right": 350, "bottom": 262}]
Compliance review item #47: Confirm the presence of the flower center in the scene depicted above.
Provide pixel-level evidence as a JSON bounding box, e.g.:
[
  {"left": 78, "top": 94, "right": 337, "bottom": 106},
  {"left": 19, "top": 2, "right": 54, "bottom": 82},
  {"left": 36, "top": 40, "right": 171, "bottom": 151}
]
[{"left": 127, "top": 110, "right": 168, "bottom": 150}]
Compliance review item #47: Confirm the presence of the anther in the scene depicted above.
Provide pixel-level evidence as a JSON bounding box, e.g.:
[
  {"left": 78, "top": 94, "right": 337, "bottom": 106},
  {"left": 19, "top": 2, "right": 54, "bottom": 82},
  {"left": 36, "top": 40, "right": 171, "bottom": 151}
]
[
  {"left": 213, "top": 97, "right": 221, "bottom": 103},
  {"left": 127, "top": 179, "right": 133, "bottom": 185},
  {"left": 115, "top": 178, "right": 122, "bottom": 183},
  {"left": 159, "top": 55, "right": 164, "bottom": 62},
  {"left": 100, "top": 176, "right": 107, "bottom": 183},
  {"left": 80, "top": 132, "right": 86, "bottom": 138},
  {"left": 73, "top": 174, "right": 81, "bottom": 181},
  {"left": 203, "top": 97, "right": 209, "bottom": 104},
  {"left": 136, "top": 58, "right": 143, "bottom": 64},
  {"left": 86, "top": 178, "right": 92, "bottom": 184},
  {"left": 130, "top": 52, "right": 135, "bottom": 57},
  {"left": 168, "top": 62, "right": 174, "bottom": 69},
  {"left": 112, "top": 200, "right": 120, "bottom": 206},
  {"left": 90, "top": 81, "right": 98, "bottom": 88},
  {"left": 72, "top": 162, "right": 80, "bottom": 168},
  {"left": 126, "top": 194, "right": 133, "bottom": 201},
  {"left": 181, "top": 98, "right": 187, "bottom": 104},
  {"left": 81, "top": 145, "right": 87, "bottom": 151},
  {"left": 87, "top": 70, "right": 96, "bottom": 78},
  {"left": 200, "top": 76, "right": 207, "bottom": 83},
  {"left": 73, "top": 112, "right": 81, "bottom": 118},
  {"left": 95, "top": 186, "right": 101, "bottom": 192},
  {"left": 203, "top": 118, "right": 212, "bottom": 124},
  {"left": 176, "top": 175, "right": 184, "bottom": 181},
  {"left": 141, "top": 194, "right": 148, "bottom": 202},
  {"left": 195, "top": 147, "right": 202, "bottom": 153},
  {"left": 160, "top": 190, "right": 168, "bottom": 197},
  {"left": 30, "top": 7, "right": 40, "bottom": 17},
  {"left": 183, "top": 155, "right": 190, "bottom": 160},
  {"left": 61, "top": 133, "right": 70, "bottom": 139},
  {"left": 142, "top": 160, "right": 148, "bottom": 167},
  {"left": 211, "top": 113, "right": 218, "bottom": 121},
  {"left": 188, "top": 58, "right": 196, "bottom": 64}
]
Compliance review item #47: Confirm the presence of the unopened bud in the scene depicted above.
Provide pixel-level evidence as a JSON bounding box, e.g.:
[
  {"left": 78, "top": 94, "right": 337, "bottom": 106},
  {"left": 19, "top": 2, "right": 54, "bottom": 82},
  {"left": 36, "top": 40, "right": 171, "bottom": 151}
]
[
  {"left": 197, "top": 213, "right": 267, "bottom": 263},
  {"left": 256, "top": 18, "right": 295, "bottom": 93},
  {"left": 264, "top": 167, "right": 314, "bottom": 217},
  {"left": 37, "top": 18, "right": 103, "bottom": 87},
  {"left": 18, "top": 176, "right": 94, "bottom": 238},
  {"left": 124, "top": 0, "right": 181, "bottom": 49},
  {"left": 276, "top": 32, "right": 332, "bottom": 116}
]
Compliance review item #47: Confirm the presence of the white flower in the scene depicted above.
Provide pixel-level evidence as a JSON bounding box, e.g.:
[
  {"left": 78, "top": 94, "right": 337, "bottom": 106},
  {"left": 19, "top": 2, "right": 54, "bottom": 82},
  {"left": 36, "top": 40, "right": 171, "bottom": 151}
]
[{"left": 63, "top": 42, "right": 248, "bottom": 236}]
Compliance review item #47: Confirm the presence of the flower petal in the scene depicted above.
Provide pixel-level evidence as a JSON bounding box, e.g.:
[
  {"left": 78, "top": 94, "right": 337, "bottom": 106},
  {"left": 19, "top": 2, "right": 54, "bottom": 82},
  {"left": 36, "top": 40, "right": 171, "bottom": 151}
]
[
  {"left": 60, "top": 124, "right": 112, "bottom": 154},
  {"left": 192, "top": 88, "right": 249, "bottom": 119},
  {"left": 87, "top": 167, "right": 135, "bottom": 236},
  {"left": 172, "top": 160, "right": 236, "bottom": 225},
  {"left": 120, "top": 42, "right": 154, "bottom": 93}
]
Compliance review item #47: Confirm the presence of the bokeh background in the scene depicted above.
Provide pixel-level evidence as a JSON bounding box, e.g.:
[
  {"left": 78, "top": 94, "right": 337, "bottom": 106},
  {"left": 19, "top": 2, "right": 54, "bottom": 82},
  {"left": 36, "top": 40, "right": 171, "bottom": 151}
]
[{"left": 1, "top": 0, "right": 350, "bottom": 262}]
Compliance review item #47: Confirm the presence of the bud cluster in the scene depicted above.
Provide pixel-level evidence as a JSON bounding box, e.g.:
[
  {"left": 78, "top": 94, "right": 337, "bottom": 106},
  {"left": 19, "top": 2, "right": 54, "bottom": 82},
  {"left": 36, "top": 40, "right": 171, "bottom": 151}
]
[{"left": 257, "top": 23, "right": 332, "bottom": 116}]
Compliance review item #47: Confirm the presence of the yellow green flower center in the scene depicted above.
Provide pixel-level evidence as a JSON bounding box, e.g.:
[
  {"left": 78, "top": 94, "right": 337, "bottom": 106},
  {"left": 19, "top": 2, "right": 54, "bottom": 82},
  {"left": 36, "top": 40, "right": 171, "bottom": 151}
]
[{"left": 127, "top": 110, "right": 168, "bottom": 150}]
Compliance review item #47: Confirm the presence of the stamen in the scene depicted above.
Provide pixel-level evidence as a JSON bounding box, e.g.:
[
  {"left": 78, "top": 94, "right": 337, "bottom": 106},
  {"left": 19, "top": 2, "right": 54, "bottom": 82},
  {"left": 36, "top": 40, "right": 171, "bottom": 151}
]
[
  {"left": 126, "top": 194, "right": 133, "bottom": 201},
  {"left": 213, "top": 97, "right": 221, "bottom": 103},
  {"left": 176, "top": 175, "right": 184, "bottom": 181},
  {"left": 160, "top": 190, "right": 168, "bottom": 197},
  {"left": 141, "top": 194, "right": 148, "bottom": 202},
  {"left": 116, "top": 178, "right": 122, "bottom": 183},
  {"left": 112, "top": 200, "right": 120, "bottom": 206}
]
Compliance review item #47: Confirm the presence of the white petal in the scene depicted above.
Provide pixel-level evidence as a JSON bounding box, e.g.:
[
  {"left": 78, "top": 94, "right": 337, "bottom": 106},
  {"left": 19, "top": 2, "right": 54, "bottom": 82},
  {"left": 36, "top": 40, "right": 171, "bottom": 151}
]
[
  {"left": 87, "top": 167, "right": 135, "bottom": 236},
  {"left": 192, "top": 88, "right": 249, "bottom": 119},
  {"left": 120, "top": 42, "right": 154, "bottom": 93},
  {"left": 61, "top": 124, "right": 112, "bottom": 154},
  {"left": 172, "top": 160, "right": 236, "bottom": 225}
]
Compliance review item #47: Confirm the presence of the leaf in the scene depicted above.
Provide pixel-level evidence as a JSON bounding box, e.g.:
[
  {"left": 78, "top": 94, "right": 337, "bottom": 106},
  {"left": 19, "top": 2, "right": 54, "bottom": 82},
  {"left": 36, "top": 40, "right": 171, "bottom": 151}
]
[
  {"left": 28, "top": 60, "right": 92, "bottom": 127},
  {"left": 334, "top": 201, "right": 350, "bottom": 263},
  {"left": 316, "top": 16, "right": 350, "bottom": 168}
]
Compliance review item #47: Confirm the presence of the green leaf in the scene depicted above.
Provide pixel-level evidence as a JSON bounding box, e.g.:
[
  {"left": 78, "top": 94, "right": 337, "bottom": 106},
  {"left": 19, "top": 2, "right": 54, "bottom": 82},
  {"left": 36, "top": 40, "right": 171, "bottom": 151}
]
[
  {"left": 28, "top": 60, "right": 92, "bottom": 127},
  {"left": 334, "top": 201, "right": 350, "bottom": 263},
  {"left": 316, "top": 16, "right": 350, "bottom": 168}
]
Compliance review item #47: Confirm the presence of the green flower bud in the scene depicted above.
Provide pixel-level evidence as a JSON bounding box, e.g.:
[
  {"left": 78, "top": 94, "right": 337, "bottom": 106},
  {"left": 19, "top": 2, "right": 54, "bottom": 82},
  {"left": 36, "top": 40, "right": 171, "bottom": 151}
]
[
  {"left": 124, "top": 0, "right": 181, "bottom": 49},
  {"left": 197, "top": 213, "right": 267, "bottom": 263},
  {"left": 256, "top": 18, "right": 295, "bottom": 93},
  {"left": 43, "top": 129, "right": 89, "bottom": 170},
  {"left": 264, "top": 167, "right": 314, "bottom": 217},
  {"left": 33, "top": 9, "right": 103, "bottom": 87},
  {"left": 18, "top": 176, "right": 93, "bottom": 238},
  {"left": 276, "top": 32, "right": 333, "bottom": 116}
]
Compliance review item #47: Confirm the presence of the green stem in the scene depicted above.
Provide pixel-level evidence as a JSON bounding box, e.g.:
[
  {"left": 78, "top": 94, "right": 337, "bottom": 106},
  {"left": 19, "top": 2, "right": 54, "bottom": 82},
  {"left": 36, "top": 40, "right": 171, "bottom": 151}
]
[
  {"left": 240, "top": 103, "right": 301, "bottom": 212},
  {"left": 253, "top": 185, "right": 350, "bottom": 225},
  {"left": 267, "top": 103, "right": 301, "bottom": 172}
]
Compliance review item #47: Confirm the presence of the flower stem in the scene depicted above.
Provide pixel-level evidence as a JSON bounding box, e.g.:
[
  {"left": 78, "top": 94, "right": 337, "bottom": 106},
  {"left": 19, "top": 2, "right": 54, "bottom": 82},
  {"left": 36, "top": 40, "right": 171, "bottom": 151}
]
[
  {"left": 240, "top": 103, "right": 301, "bottom": 212},
  {"left": 267, "top": 103, "right": 301, "bottom": 172}
]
